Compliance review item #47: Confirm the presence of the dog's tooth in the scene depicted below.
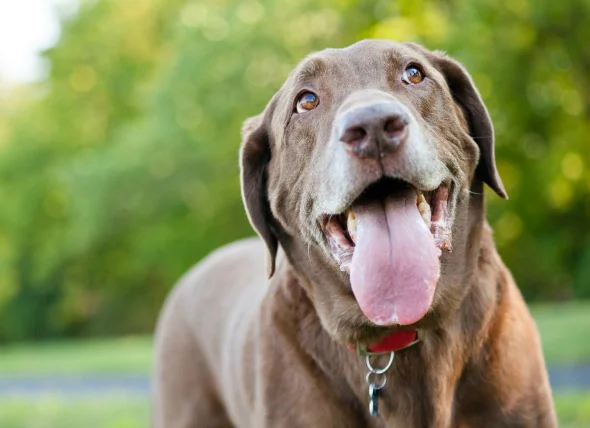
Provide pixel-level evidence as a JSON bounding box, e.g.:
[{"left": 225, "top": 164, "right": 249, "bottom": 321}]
[
  {"left": 416, "top": 190, "right": 426, "bottom": 206},
  {"left": 417, "top": 196, "right": 431, "bottom": 228},
  {"left": 347, "top": 210, "right": 357, "bottom": 244}
]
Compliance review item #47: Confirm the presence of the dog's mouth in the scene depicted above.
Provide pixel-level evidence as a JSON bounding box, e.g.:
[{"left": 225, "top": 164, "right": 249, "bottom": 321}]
[{"left": 320, "top": 178, "right": 453, "bottom": 327}]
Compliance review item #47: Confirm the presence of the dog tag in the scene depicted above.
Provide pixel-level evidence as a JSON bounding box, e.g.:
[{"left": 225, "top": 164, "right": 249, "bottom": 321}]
[{"left": 368, "top": 383, "right": 380, "bottom": 416}]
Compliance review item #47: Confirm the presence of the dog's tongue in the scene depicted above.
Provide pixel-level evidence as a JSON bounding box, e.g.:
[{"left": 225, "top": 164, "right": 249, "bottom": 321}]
[{"left": 350, "top": 190, "right": 440, "bottom": 326}]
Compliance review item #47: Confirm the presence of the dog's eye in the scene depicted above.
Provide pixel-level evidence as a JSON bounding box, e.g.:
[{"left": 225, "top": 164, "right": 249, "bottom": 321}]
[
  {"left": 295, "top": 92, "right": 320, "bottom": 113},
  {"left": 402, "top": 66, "right": 424, "bottom": 85}
]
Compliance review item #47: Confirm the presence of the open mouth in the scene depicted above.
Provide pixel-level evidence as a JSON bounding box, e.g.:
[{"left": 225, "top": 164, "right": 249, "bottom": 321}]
[
  {"left": 321, "top": 179, "right": 452, "bottom": 269},
  {"left": 320, "top": 178, "right": 453, "bottom": 327}
]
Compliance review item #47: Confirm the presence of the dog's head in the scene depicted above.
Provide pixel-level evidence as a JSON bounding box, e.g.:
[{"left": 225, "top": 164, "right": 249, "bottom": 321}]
[{"left": 240, "top": 40, "right": 506, "bottom": 344}]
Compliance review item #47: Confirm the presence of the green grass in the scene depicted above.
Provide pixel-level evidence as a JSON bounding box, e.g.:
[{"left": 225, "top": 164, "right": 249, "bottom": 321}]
[
  {"left": 0, "top": 395, "right": 148, "bottom": 428},
  {"left": 0, "top": 302, "right": 589, "bottom": 427},
  {"left": 0, "top": 336, "right": 153, "bottom": 376},
  {"left": 555, "top": 393, "right": 590, "bottom": 428},
  {"left": 0, "top": 394, "right": 587, "bottom": 428},
  {"left": 530, "top": 302, "right": 590, "bottom": 365}
]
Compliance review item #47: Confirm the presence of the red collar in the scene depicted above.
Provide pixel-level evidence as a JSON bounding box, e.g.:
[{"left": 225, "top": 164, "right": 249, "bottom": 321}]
[{"left": 353, "top": 329, "right": 421, "bottom": 355}]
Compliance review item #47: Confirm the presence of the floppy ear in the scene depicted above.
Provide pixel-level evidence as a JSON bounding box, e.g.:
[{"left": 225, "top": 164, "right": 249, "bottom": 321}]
[
  {"left": 434, "top": 53, "right": 508, "bottom": 199},
  {"left": 406, "top": 43, "right": 507, "bottom": 199},
  {"left": 240, "top": 114, "right": 278, "bottom": 277}
]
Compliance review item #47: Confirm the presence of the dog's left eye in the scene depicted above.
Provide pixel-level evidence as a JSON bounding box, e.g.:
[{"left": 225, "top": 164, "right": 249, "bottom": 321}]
[
  {"left": 402, "top": 66, "right": 424, "bottom": 85},
  {"left": 295, "top": 92, "right": 320, "bottom": 113}
]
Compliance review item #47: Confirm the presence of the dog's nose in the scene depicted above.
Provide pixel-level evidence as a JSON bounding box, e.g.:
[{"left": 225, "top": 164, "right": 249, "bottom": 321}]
[{"left": 338, "top": 103, "right": 409, "bottom": 159}]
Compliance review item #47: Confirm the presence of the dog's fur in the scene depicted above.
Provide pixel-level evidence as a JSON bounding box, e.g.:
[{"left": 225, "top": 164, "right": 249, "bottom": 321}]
[{"left": 153, "top": 40, "right": 556, "bottom": 427}]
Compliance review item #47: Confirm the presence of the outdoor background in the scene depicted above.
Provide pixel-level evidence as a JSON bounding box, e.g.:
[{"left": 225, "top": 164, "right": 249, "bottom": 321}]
[{"left": 0, "top": 0, "right": 589, "bottom": 426}]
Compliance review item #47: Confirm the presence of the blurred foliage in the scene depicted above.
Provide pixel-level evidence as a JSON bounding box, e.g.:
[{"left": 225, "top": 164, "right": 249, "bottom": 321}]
[
  {"left": 0, "top": 395, "right": 148, "bottom": 428},
  {"left": 0, "top": 0, "right": 588, "bottom": 340}
]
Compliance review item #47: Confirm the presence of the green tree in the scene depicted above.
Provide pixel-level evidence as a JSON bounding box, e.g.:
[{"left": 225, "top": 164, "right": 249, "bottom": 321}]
[
  {"left": 0, "top": 0, "right": 588, "bottom": 341},
  {"left": 0, "top": 0, "right": 380, "bottom": 340}
]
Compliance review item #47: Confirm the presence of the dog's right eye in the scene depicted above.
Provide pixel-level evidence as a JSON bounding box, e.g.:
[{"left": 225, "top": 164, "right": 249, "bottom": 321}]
[
  {"left": 295, "top": 92, "right": 320, "bottom": 113},
  {"left": 402, "top": 65, "right": 424, "bottom": 85}
]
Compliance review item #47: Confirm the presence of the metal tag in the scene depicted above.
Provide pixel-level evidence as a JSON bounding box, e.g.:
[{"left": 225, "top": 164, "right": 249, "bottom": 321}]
[{"left": 368, "top": 383, "right": 381, "bottom": 416}]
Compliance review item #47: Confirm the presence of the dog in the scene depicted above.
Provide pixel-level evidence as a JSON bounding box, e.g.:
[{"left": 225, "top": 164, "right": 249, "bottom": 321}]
[{"left": 153, "top": 40, "right": 556, "bottom": 427}]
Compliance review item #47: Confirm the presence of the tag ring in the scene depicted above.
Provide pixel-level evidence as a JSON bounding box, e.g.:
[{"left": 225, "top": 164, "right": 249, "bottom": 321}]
[
  {"left": 365, "top": 371, "right": 387, "bottom": 389},
  {"left": 365, "top": 352, "right": 395, "bottom": 375}
]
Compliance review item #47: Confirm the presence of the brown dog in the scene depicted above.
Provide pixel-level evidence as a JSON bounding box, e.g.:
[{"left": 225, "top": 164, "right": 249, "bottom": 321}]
[{"left": 153, "top": 40, "right": 556, "bottom": 427}]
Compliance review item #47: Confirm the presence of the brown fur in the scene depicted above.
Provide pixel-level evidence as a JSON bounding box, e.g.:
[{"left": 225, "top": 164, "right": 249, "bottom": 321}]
[{"left": 153, "top": 40, "right": 556, "bottom": 427}]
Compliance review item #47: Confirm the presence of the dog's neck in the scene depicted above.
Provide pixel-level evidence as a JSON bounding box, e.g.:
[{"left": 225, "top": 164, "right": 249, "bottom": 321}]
[{"left": 269, "top": 182, "right": 505, "bottom": 424}]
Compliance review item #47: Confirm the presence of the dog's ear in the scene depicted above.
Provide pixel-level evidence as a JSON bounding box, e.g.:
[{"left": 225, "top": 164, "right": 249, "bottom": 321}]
[
  {"left": 406, "top": 43, "right": 507, "bottom": 199},
  {"left": 240, "top": 114, "right": 278, "bottom": 278},
  {"left": 434, "top": 53, "right": 508, "bottom": 199}
]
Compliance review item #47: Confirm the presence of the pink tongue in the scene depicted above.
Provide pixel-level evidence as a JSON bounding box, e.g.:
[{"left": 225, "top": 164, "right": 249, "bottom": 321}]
[{"left": 350, "top": 190, "right": 440, "bottom": 326}]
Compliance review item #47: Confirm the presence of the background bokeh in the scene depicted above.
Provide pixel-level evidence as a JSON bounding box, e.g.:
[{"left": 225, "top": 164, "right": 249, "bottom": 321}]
[
  {"left": 1, "top": 0, "right": 589, "bottom": 342},
  {"left": 0, "top": 0, "right": 589, "bottom": 426}
]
